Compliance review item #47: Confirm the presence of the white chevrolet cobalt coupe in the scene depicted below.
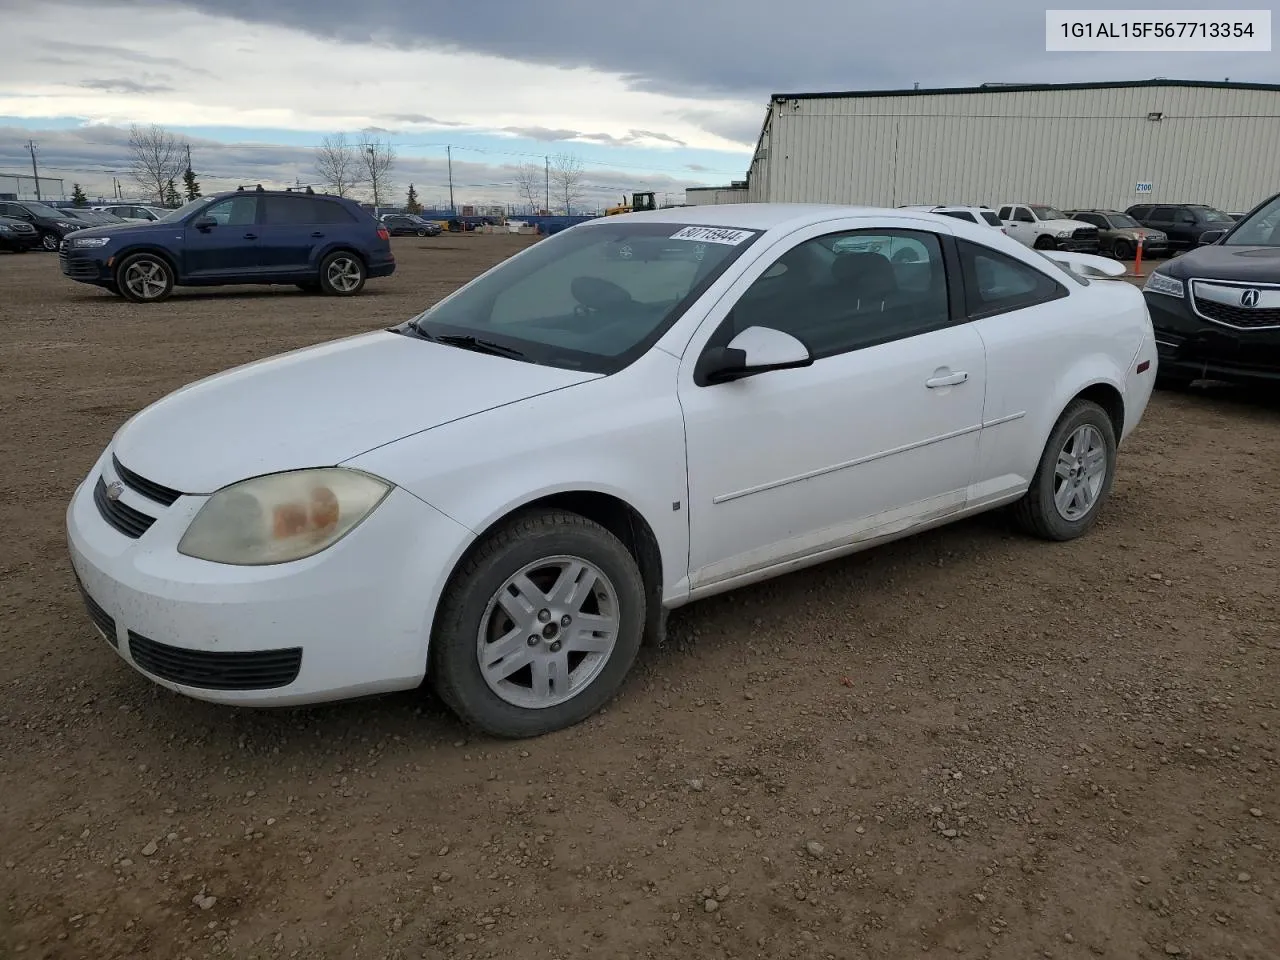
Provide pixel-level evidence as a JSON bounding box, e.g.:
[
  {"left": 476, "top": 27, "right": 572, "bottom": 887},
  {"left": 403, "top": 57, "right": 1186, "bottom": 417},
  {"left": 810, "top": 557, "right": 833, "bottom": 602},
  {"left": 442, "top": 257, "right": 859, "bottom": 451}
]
[{"left": 68, "top": 204, "right": 1157, "bottom": 738}]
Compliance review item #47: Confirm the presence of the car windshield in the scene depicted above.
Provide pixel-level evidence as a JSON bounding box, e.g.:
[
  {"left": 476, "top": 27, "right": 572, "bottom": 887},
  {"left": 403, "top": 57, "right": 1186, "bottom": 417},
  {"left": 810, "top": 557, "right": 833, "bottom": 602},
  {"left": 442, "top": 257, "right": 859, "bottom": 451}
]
[
  {"left": 1222, "top": 195, "right": 1280, "bottom": 246},
  {"left": 1030, "top": 205, "right": 1068, "bottom": 220},
  {"left": 410, "top": 221, "right": 762, "bottom": 374},
  {"left": 1109, "top": 214, "right": 1141, "bottom": 228},
  {"left": 156, "top": 197, "right": 212, "bottom": 223}
]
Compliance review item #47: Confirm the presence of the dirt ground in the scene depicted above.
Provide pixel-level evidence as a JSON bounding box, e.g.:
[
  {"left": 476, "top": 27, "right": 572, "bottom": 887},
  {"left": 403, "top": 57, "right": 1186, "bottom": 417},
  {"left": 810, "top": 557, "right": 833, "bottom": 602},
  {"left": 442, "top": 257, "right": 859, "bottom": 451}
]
[{"left": 1, "top": 236, "right": 1277, "bottom": 960}]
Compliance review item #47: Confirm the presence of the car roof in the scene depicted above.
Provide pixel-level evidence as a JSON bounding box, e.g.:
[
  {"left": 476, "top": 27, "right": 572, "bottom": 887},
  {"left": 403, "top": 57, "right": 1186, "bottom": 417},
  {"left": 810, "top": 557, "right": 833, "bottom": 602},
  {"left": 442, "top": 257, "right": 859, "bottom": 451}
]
[{"left": 587, "top": 202, "right": 965, "bottom": 232}]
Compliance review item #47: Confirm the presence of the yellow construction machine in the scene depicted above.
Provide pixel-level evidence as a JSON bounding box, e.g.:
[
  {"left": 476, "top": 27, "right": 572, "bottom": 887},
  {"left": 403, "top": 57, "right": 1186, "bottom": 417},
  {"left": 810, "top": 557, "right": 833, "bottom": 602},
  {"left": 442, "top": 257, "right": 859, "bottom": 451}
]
[{"left": 604, "top": 191, "right": 658, "bottom": 216}]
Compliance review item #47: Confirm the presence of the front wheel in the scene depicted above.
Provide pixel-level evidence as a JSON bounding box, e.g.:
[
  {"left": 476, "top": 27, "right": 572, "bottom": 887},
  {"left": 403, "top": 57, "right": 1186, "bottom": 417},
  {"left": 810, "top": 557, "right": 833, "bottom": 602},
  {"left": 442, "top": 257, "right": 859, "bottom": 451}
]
[
  {"left": 115, "top": 253, "right": 175, "bottom": 303},
  {"left": 1111, "top": 238, "right": 1133, "bottom": 260},
  {"left": 416, "top": 229, "right": 427, "bottom": 237},
  {"left": 41, "top": 233, "right": 61, "bottom": 252},
  {"left": 430, "top": 510, "right": 647, "bottom": 739},
  {"left": 1033, "top": 235, "right": 1056, "bottom": 250},
  {"left": 1012, "top": 399, "right": 1117, "bottom": 541},
  {"left": 318, "top": 251, "right": 366, "bottom": 296}
]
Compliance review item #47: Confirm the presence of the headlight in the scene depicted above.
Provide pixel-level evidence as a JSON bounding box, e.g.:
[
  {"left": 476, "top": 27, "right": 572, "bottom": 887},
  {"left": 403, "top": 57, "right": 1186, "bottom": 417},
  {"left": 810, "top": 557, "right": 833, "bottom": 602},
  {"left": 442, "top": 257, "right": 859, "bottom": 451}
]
[
  {"left": 71, "top": 236, "right": 111, "bottom": 248},
  {"left": 56, "top": 221, "right": 76, "bottom": 230},
  {"left": 177, "top": 468, "right": 392, "bottom": 565},
  {"left": 0, "top": 224, "right": 11, "bottom": 233},
  {"left": 1056, "top": 230, "right": 1071, "bottom": 239},
  {"left": 1143, "top": 271, "right": 1184, "bottom": 298}
]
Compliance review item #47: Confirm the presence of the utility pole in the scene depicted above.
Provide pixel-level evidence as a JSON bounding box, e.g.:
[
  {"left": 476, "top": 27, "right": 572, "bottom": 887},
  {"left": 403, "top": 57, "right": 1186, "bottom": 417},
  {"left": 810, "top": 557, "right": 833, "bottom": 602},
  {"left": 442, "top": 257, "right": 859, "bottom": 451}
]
[
  {"left": 544, "top": 156, "right": 550, "bottom": 214},
  {"left": 446, "top": 146, "right": 455, "bottom": 215},
  {"left": 185, "top": 142, "right": 192, "bottom": 170},
  {"left": 26, "top": 140, "right": 41, "bottom": 201}
]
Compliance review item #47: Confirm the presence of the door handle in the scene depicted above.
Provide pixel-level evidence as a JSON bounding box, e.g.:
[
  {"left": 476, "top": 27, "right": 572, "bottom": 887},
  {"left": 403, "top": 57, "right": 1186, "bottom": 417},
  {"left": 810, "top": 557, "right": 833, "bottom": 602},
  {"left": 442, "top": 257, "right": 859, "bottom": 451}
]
[
  {"left": 311, "top": 232, "right": 325, "bottom": 238},
  {"left": 242, "top": 232, "right": 258, "bottom": 240},
  {"left": 926, "top": 371, "right": 968, "bottom": 388}
]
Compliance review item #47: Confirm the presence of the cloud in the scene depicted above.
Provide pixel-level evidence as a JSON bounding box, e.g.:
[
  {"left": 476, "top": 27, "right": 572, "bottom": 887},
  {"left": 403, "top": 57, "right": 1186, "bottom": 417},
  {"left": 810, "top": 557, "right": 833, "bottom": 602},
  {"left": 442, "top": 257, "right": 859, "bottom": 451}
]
[
  {"left": 152, "top": 0, "right": 1271, "bottom": 103},
  {"left": 81, "top": 78, "right": 175, "bottom": 95},
  {"left": 39, "top": 38, "right": 214, "bottom": 77},
  {"left": 384, "top": 113, "right": 464, "bottom": 126}
]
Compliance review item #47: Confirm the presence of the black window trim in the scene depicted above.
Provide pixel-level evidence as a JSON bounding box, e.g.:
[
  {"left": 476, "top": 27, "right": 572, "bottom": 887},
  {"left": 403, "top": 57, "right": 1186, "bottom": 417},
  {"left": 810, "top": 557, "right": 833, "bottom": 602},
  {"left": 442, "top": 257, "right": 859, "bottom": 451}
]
[
  {"left": 951, "top": 236, "right": 1070, "bottom": 321},
  {"left": 695, "top": 226, "right": 961, "bottom": 380}
]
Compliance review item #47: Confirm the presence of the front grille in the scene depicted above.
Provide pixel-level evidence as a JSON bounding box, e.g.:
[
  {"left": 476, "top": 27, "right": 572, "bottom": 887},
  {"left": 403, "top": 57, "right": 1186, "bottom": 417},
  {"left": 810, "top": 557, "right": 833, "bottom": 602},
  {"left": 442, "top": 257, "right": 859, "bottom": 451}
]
[
  {"left": 94, "top": 475, "right": 157, "bottom": 538},
  {"left": 127, "top": 632, "right": 303, "bottom": 691},
  {"left": 1194, "top": 298, "right": 1280, "bottom": 329},
  {"left": 112, "top": 455, "right": 183, "bottom": 506},
  {"left": 76, "top": 579, "right": 117, "bottom": 647},
  {"left": 1072, "top": 227, "right": 1099, "bottom": 241}
]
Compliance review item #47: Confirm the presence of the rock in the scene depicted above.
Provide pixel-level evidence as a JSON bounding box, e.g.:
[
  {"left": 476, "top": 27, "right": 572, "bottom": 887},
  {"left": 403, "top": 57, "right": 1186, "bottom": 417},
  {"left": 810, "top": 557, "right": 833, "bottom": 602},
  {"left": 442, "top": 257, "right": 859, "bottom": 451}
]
[
  {"left": 192, "top": 895, "right": 217, "bottom": 910},
  {"left": 716, "top": 885, "right": 730, "bottom": 899},
  {"left": 1164, "top": 944, "right": 1181, "bottom": 956},
  {"left": 1064, "top": 933, "right": 1075, "bottom": 944},
  {"left": 1249, "top": 808, "right": 1263, "bottom": 818},
  {"left": 704, "top": 899, "right": 719, "bottom": 913},
  {"left": 141, "top": 840, "right": 158, "bottom": 857},
  {"left": 942, "top": 829, "right": 958, "bottom": 839},
  {"left": 690, "top": 779, "right": 704, "bottom": 792},
  {"left": 805, "top": 841, "right": 825, "bottom": 858},
  {"left": 1238, "top": 872, "right": 1252, "bottom": 882}
]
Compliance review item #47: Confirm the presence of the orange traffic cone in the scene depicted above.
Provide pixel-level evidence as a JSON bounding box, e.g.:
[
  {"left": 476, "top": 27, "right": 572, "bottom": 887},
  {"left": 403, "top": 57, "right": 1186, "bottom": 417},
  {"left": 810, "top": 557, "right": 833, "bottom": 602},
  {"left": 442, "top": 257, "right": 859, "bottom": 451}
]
[{"left": 1130, "top": 236, "right": 1145, "bottom": 278}]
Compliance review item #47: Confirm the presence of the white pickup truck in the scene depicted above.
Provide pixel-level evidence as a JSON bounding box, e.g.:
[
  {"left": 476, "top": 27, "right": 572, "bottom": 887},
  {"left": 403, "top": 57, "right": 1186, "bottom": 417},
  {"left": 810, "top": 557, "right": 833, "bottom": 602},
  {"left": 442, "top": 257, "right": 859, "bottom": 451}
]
[{"left": 996, "top": 203, "right": 1101, "bottom": 253}]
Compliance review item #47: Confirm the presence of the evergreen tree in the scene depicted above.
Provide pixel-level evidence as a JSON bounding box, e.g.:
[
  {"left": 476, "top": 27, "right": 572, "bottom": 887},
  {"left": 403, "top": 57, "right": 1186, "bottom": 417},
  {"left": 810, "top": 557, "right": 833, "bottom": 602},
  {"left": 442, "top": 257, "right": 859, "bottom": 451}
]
[
  {"left": 182, "top": 167, "right": 201, "bottom": 201},
  {"left": 164, "top": 178, "right": 181, "bottom": 207},
  {"left": 71, "top": 183, "right": 89, "bottom": 207},
  {"left": 405, "top": 183, "right": 422, "bottom": 214}
]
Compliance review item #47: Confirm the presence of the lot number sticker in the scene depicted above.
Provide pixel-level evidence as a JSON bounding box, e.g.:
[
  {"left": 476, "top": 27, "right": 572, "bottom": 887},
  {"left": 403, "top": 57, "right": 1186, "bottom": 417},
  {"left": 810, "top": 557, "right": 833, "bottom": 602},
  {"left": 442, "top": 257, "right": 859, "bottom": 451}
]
[{"left": 669, "top": 226, "right": 754, "bottom": 245}]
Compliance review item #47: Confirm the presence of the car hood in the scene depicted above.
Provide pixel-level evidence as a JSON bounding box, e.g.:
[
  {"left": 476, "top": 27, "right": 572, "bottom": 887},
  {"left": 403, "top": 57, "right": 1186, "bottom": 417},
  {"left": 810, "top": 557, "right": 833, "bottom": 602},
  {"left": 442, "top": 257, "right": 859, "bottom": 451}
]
[
  {"left": 64, "top": 220, "right": 169, "bottom": 239},
  {"left": 1161, "top": 244, "right": 1280, "bottom": 282},
  {"left": 1043, "top": 218, "right": 1096, "bottom": 231},
  {"left": 111, "top": 330, "right": 601, "bottom": 493}
]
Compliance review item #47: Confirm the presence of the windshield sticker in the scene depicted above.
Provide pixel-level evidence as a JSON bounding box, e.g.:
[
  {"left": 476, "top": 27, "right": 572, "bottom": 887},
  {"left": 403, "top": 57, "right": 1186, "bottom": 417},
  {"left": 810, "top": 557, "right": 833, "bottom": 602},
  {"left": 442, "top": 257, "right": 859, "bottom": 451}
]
[{"left": 669, "top": 226, "right": 754, "bottom": 245}]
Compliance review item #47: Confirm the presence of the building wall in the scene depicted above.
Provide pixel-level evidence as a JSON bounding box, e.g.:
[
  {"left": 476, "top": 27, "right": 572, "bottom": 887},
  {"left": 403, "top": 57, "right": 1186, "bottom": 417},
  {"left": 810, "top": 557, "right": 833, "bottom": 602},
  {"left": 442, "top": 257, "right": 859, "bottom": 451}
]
[
  {"left": 754, "top": 84, "right": 1280, "bottom": 212},
  {"left": 685, "top": 187, "right": 749, "bottom": 205}
]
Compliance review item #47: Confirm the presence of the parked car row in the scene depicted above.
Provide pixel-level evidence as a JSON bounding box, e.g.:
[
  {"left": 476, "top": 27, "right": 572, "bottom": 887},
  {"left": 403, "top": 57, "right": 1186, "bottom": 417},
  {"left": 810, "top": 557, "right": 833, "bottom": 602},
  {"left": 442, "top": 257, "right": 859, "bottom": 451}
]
[{"left": 0, "top": 200, "right": 128, "bottom": 251}]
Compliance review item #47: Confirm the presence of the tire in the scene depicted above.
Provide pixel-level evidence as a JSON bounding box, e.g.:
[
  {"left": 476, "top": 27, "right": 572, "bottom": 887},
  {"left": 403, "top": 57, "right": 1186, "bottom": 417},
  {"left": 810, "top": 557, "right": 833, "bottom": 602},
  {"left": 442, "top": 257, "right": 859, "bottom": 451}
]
[
  {"left": 430, "top": 509, "right": 647, "bottom": 739},
  {"left": 1111, "top": 238, "right": 1133, "bottom": 260},
  {"left": 115, "top": 253, "right": 175, "bottom": 303},
  {"left": 1012, "top": 399, "right": 1117, "bottom": 542},
  {"left": 1033, "top": 235, "right": 1056, "bottom": 250},
  {"left": 416, "top": 229, "right": 427, "bottom": 237},
  {"left": 318, "top": 251, "right": 366, "bottom": 296},
  {"left": 41, "top": 233, "right": 60, "bottom": 252}
]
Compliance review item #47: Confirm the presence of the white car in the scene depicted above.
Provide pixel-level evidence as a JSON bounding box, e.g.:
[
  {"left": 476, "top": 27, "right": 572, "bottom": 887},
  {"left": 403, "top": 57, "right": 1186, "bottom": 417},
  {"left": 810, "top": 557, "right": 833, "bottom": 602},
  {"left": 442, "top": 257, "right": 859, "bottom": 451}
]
[
  {"left": 900, "top": 204, "right": 1007, "bottom": 233},
  {"left": 997, "top": 203, "right": 1101, "bottom": 253},
  {"left": 506, "top": 219, "right": 529, "bottom": 233},
  {"left": 67, "top": 204, "right": 1157, "bottom": 738},
  {"left": 92, "top": 204, "right": 171, "bottom": 223}
]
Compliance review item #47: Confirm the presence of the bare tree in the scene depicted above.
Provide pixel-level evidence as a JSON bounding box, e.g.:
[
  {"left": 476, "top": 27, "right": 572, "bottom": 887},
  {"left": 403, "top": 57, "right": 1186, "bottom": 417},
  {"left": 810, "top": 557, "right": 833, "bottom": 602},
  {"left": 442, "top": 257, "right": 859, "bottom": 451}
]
[
  {"left": 512, "top": 162, "right": 543, "bottom": 213},
  {"left": 358, "top": 132, "right": 397, "bottom": 210},
  {"left": 128, "top": 124, "right": 185, "bottom": 204},
  {"left": 549, "top": 153, "right": 586, "bottom": 215},
  {"left": 315, "top": 133, "right": 359, "bottom": 197}
]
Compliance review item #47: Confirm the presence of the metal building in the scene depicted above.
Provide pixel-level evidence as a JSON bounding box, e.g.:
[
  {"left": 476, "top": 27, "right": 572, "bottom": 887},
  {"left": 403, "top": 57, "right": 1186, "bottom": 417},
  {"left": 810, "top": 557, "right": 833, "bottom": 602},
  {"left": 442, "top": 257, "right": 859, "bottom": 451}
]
[
  {"left": 741, "top": 79, "right": 1280, "bottom": 213},
  {"left": 684, "top": 183, "right": 749, "bottom": 205}
]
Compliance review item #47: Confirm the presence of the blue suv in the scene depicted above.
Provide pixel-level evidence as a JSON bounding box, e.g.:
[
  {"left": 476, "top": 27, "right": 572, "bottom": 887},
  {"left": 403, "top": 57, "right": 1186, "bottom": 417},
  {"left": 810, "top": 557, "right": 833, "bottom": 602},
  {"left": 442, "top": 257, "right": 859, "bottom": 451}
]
[{"left": 59, "top": 187, "right": 395, "bottom": 303}]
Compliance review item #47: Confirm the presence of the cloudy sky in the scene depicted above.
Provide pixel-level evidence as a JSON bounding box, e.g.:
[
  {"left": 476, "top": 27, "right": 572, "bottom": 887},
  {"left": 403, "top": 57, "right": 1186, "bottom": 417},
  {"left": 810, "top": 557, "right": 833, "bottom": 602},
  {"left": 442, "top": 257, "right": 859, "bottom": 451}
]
[{"left": 1, "top": 0, "right": 1274, "bottom": 209}]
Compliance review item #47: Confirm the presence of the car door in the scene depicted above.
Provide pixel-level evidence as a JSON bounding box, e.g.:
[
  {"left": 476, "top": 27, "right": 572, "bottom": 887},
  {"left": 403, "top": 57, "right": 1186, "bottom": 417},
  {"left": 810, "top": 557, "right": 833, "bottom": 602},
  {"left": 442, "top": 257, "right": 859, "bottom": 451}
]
[
  {"left": 182, "top": 194, "right": 261, "bottom": 278},
  {"left": 1005, "top": 206, "right": 1037, "bottom": 246},
  {"left": 255, "top": 194, "right": 328, "bottom": 274},
  {"left": 1146, "top": 206, "right": 1178, "bottom": 244},
  {"left": 953, "top": 237, "right": 1080, "bottom": 505},
  {"left": 678, "top": 221, "right": 988, "bottom": 590}
]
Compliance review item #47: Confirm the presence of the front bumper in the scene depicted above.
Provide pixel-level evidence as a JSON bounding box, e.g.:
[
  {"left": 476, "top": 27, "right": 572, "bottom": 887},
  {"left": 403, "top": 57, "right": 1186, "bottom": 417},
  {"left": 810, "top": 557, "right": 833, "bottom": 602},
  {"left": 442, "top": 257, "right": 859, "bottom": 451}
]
[
  {"left": 66, "top": 448, "right": 474, "bottom": 706},
  {"left": 59, "top": 246, "right": 114, "bottom": 283},
  {"left": 0, "top": 231, "right": 39, "bottom": 250},
  {"left": 1144, "top": 290, "right": 1280, "bottom": 385},
  {"left": 1057, "top": 238, "right": 1101, "bottom": 253}
]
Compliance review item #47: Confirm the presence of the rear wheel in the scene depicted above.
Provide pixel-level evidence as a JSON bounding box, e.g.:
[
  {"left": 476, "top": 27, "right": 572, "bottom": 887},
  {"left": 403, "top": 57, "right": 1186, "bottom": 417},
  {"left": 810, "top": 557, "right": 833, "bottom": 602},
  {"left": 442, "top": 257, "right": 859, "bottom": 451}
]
[
  {"left": 1012, "top": 400, "right": 1117, "bottom": 541},
  {"left": 115, "top": 253, "right": 175, "bottom": 303},
  {"left": 318, "top": 251, "right": 366, "bottom": 296},
  {"left": 430, "top": 509, "right": 647, "bottom": 739}
]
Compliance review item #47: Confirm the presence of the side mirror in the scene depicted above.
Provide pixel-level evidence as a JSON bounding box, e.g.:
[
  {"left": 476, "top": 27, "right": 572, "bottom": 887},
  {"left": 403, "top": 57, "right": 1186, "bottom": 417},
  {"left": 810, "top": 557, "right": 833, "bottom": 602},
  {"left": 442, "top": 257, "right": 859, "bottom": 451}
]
[
  {"left": 193, "top": 216, "right": 217, "bottom": 231},
  {"left": 694, "top": 326, "right": 813, "bottom": 386},
  {"left": 1197, "top": 229, "right": 1227, "bottom": 245}
]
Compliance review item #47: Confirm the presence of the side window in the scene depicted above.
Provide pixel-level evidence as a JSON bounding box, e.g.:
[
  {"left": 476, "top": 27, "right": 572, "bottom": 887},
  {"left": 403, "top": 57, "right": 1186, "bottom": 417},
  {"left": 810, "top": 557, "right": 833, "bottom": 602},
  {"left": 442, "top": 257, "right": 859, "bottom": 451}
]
[
  {"left": 998, "top": 206, "right": 1012, "bottom": 219},
  {"left": 202, "top": 196, "right": 258, "bottom": 226},
  {"left": 1176, "top": 209, "right": 1197, "bottom": 224},
  {"left": 957, "top": 239, "right": 1068, "bottom": 318},
  {"left": 1013, "top": 207, "right": 1035, "bottom": 223},
  {"left": 1075, "top": 213, "right": 1103, "bottom": 227},
  {"left": 721, "top": 229, "right": 951, "bottom": 359},
  {"left": 313, "top": 199, "right": 356, "bottom": 223},
  {"left": 1150, "top": 207, "right": 1175, "bottom": 221},
  {"left": 938, "top": 210, "right": 978, "bottom": 223},
  {"left": 262, "top": 196, "right": 325, "bottom": 225}
]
